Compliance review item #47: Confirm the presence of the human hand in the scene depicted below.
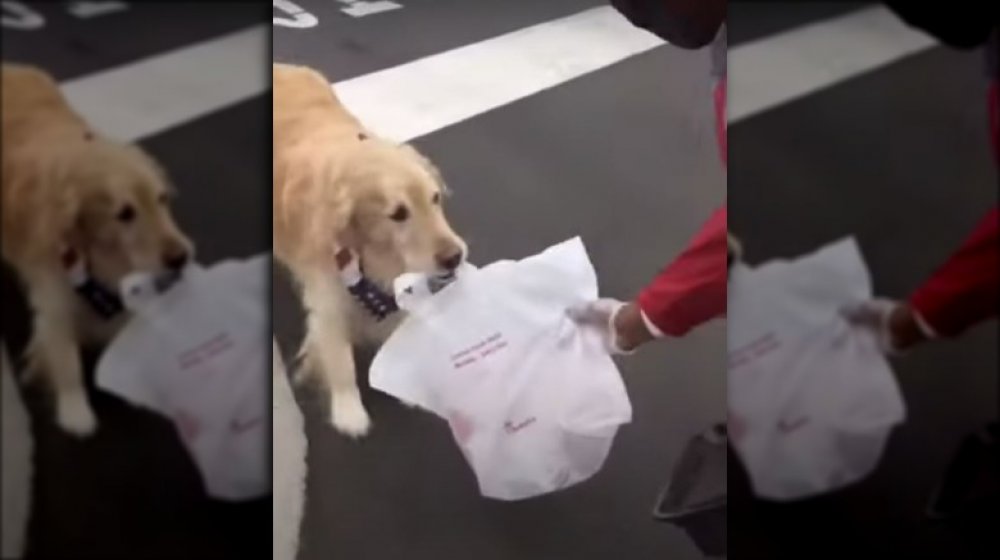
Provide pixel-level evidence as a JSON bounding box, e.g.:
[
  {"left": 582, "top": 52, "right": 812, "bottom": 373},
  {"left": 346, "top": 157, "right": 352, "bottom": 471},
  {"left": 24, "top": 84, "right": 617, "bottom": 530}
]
[
  {"left": 841, "top": 298, "right": 933, "bottom": 355},
  {"left": 567, "top": 299, "right": 655, "bottom": 354}
]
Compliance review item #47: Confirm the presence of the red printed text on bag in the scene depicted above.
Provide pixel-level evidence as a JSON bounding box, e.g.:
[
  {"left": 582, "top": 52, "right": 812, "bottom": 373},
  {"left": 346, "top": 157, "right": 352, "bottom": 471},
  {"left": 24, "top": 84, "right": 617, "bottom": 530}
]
[
  {"left": 729, "top": 332, "right": 781, "bottom": 371},
  {"left": 450, "top": 332, "right": 509, "bottom": 370},
  {"left": 178, "top": 332, "right": 235, "bottom": 371}
]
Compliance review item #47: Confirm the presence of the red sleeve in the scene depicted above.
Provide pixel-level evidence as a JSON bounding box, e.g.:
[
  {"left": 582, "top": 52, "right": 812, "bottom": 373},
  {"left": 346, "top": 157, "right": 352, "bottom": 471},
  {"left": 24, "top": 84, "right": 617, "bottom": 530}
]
[
  {"left": 637, "top": 205, "right": 728, "bottom": 336},
  {"left": 633, "top": 74, "right": 728, "bottom": 337},
  {"left": 909, "top": 81, "right": 1000, "bottom": 336},
  {"left": 908, "top": 207, "right": 999, "bottom": 337}
]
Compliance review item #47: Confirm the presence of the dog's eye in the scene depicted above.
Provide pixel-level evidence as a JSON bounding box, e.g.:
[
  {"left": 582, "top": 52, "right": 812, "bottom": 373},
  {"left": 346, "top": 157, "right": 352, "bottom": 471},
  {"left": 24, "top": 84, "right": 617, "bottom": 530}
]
[
  {"left": 432, "top": 192, "right": 441, "bottom": 205},
  {"left": 390, "top": 205, "right": 410, "bottom": 222},
  {"left": 117, "top": 205, "right": 136, "bottom": 223}
]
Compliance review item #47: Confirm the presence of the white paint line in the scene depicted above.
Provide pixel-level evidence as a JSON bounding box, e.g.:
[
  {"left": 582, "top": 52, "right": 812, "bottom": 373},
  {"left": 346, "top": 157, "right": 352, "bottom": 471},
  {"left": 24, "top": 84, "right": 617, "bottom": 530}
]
[
  {"left": 273, "top": 0, "right": 318, "bottom": 28},
  {"left": 338, "top": 0, "right": 403, "bottom": 18},
  {"left": 60, "top": 25, "right": 269, "bottom": 142},
  {"left": 333, "top": 5, "right": 664, "bottom": 142},
  {"left": 729, "top": 5, "right": 936, "bottom": 123}
]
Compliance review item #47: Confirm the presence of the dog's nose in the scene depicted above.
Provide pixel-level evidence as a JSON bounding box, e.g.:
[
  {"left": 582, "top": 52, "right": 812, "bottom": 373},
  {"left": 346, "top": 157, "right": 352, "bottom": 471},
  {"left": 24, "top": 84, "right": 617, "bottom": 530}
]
[
  {"left": 163, "top": 250, "right": 189, "bottom": 271},
  {"left": 437, "top": 251, "right": 463, "bottom": 271}
]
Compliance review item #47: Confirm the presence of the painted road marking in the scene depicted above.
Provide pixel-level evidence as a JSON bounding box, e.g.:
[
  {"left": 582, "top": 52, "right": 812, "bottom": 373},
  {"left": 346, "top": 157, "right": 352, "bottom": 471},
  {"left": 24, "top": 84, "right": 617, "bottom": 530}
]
[
  {"left": 273, "top": 0, "right": 401, "bottom": 28},
  {"left": 338, "top": 0, "right": 403, "bottom": 18},
  {"left": 59, "top": 26, "right": 269, "bottom": 142},
  {"left": 273, "top": 0, "right": 317, "bottom": 29},
  {"left": 728, "top": 5, "right": 936, "bottom": 123},
  {"left": 67, "top": 1, "right": 128, "bottom": 19},
  {"left": 45, "top": 5, "right": 938, "bottom": 147},
  {"left": 333, "top": 6, "right": 664, "bottom": 142},
  {"left": 331, "top": 5, "right": 938, "bottom": 142},
  {"left": 2, "top": 1, "right": 128, "bottom": 30}
]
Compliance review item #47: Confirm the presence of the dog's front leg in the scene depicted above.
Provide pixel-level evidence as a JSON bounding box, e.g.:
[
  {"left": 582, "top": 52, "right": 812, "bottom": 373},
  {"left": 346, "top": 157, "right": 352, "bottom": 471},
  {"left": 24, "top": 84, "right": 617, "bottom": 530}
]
[
  {"left": 24, "top": 274, "right": 96, "bottom": 437},
  {"left": 301, "top": 280, "right": 371, "bottom": 438}
]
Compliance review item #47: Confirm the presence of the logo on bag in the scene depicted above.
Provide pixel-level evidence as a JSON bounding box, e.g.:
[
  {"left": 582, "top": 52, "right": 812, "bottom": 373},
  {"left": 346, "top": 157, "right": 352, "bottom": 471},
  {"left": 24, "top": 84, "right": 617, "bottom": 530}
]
[
  {"left": 230, "top": 416, "right": 262, "bottom": 434},
  {"left": 729, "top": 332, "right": 780, "bottom": 371},
  {"left": 450, "top": 332, "right": 508, "bottom": 370},
  {"left": 175, "top": 409, "right": 203, "bottom": 443},
  {"left": 777, "top": 416, "right": 810, "bottom": 434},
  {"left": 503, "top": 416, "right": 536, "bottom": 434},
  {"left": 178, "top": 332, "right": 235, "bottom": 371}
]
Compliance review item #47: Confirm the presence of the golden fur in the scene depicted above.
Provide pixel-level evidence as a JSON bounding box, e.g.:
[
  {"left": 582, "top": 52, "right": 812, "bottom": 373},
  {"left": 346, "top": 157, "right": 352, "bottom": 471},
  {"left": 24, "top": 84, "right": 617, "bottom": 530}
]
[
  {"left": 273, "top": 63, "right": 466, "bottom": 436},
  {"left": 1, "top": 63, "right": 192, "bottom": 436}
]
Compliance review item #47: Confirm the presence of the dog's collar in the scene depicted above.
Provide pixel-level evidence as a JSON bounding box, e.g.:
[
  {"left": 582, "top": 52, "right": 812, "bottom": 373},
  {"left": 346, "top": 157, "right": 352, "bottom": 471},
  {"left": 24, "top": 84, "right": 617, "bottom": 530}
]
[
  {"left": 62, "top": 250, "right": 125, "bottom": 320},
  {"left": 347, "top": 277, "right": 399, "bottom": 322},
  {"left": 336, "top": 249, "right": 399, "bottom": 322}
]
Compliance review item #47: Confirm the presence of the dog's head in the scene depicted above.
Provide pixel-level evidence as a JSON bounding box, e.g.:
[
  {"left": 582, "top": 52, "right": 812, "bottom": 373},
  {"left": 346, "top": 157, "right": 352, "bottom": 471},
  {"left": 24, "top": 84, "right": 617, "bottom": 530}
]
[
  {"left": 58, "top": 139, "right": 194, "bottom": 290},
  {"left": 295, "top": 136, "right": 466, "bottom": 286}
]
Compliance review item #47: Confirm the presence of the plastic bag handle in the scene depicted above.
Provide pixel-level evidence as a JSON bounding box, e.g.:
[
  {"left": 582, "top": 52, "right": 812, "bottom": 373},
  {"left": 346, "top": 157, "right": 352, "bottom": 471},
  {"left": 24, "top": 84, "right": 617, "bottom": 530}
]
[{"left": 392, "top": 262, "right": 477, "bottom": 312}]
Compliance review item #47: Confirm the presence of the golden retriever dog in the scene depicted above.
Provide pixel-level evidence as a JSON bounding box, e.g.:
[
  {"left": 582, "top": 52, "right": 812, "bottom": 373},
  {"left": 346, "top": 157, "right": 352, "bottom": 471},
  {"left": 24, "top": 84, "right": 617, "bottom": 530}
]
[
  {"left": 1, "top": 63, "right": 193, "bottom": 437},
  {"left": 273, "top": 63, "right": 466, "bottom": 437}
]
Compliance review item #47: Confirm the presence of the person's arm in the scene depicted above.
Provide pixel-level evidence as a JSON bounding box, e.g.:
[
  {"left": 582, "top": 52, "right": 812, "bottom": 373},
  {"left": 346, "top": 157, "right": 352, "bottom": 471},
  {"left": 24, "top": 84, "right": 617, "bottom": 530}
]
[
  {"left": 845, "top": 58, "right": 998, "bottom": 352},
  {"left": 844, "top": 207, "right": 999, "bottom": 353},
  {"left": 570, "top": 206, "right": 732, "bottom": 353},
  {"left": 907, "top": 207, "right": 999, "bottom": 340},
  {"left": 635, "top": 205, "right": 729, "bottom": 337}
]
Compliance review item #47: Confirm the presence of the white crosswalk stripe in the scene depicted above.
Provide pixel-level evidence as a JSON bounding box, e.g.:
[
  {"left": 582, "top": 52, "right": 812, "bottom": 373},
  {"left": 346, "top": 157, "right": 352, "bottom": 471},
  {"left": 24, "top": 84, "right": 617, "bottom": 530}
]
[
  {"left": 729, "top": 6, "right": 935, "bottom": 123},
  {"left": 60, "top": 25, "right": 269, "bottom": 142},
  {"left": 332, "top": 6, "right": 663, "bottom": 142}
]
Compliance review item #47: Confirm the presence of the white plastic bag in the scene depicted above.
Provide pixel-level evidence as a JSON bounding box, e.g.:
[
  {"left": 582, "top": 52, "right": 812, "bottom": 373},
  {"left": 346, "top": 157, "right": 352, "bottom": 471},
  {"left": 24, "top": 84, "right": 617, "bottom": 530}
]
[
  {"left": 370, "top": 237, "right": 632, "bottom": 500},
  {"left": 96, "top": 255, "right": 271, "bottom": 501},
  {"left": 727, "top": 237, "right": 905, "bottom": 501}
]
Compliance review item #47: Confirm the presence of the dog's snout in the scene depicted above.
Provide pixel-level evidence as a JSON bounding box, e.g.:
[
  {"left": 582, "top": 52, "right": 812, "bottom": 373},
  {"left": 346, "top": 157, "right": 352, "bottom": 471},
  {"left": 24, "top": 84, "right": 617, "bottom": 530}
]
[
  {"left": 437, "top": 251, "right": 463, "bottom": 271},
  {"left": 163, "top": 249, "right": 190, "bottom": 271}
]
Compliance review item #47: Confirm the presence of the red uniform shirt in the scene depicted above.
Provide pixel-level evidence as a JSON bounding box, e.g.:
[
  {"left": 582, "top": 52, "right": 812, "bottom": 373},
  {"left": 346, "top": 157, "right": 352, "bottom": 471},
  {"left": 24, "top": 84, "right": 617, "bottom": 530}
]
[
  {"left": 637, "top": 76, "right": 728, "bottom": 336},
  {"left": 907, "top": 81, "right": 999, "bottom": 337}
]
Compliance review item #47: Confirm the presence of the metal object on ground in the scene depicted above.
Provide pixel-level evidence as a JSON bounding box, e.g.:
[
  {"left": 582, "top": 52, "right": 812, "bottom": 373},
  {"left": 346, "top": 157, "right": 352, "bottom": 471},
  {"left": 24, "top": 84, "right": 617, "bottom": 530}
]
[
  {"left": 925, "top": 421, "right": 1000, "bottom": 520},
  {"left": 654, "top": 424, "right": 728, "bottom": 558}
]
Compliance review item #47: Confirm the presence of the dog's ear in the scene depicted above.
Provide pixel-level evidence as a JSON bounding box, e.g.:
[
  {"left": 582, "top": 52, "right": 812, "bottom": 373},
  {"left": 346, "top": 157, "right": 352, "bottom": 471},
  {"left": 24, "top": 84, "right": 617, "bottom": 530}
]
[
  {"left": 279, "top": 150, "right": 357, "bottom": 261},
  {"left": 398, "top": 143, "right": 450, "bottom": 195},
  {"left": 2, "top": 158, "right": 87, "bottom": 266},
  {"left": 55, "top": 181, "right": 115, "bottom": 264}
]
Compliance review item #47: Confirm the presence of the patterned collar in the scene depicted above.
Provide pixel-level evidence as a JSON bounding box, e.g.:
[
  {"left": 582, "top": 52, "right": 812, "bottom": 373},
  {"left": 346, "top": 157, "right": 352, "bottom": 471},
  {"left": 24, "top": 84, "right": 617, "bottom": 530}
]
[
  {"left": 63, "top": 250, "right": 124, "bottom": 320},
  {"left": 346, "top": 274, "right": 399, "bottom": 321},
  {"left": 336, "top": 250, "right": 399, "bottom": 322},
  {"left": 336, "top": 250, "right": 456, "bottom": 321}
]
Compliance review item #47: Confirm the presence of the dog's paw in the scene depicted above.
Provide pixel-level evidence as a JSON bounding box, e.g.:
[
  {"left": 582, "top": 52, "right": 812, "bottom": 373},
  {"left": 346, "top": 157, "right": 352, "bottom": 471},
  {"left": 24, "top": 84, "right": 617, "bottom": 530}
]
[
  {"left": 330, "top": 392, "right": 371, "bottom": 438},
  {"left": 56, "top": 393, "right": 98, "bottom": 437}
]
